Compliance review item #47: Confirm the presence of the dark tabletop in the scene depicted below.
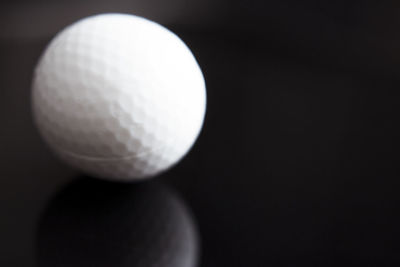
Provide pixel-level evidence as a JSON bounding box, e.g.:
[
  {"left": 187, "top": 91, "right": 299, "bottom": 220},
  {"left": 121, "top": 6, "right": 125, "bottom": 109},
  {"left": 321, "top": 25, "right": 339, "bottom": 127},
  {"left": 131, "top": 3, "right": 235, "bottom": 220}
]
[{"left": 2, "top": 1, "right": 400, "bottom": 266}]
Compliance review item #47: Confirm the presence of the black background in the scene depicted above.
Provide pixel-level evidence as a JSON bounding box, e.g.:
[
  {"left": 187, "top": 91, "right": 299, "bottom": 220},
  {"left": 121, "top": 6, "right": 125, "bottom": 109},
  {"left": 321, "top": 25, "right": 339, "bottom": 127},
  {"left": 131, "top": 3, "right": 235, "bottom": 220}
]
[{"left": 1, "top": 0, "right": 400, "bottom": 266}]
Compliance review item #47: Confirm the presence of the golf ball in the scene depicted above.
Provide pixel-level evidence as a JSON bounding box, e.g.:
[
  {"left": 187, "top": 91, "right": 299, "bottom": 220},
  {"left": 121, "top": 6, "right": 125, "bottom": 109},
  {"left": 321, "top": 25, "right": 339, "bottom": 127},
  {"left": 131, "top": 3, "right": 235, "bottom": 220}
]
[{"left": 32, "top": 13, "right": 206, "bottom": 181}]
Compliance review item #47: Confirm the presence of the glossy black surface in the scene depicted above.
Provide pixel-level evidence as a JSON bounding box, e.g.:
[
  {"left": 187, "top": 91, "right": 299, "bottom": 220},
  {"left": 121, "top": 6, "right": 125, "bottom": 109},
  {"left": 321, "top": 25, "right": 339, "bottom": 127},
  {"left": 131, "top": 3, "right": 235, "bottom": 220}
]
[{"left": 1, "top": 1, "right": 400, "bottom": 266}]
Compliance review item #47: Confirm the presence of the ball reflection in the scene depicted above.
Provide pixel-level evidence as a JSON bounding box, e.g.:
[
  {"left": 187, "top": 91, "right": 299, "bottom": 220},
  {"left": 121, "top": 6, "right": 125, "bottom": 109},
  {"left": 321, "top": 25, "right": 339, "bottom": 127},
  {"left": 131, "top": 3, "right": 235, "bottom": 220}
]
[{"left": 36, "top": 177, "right": 199, "bottom": 267}]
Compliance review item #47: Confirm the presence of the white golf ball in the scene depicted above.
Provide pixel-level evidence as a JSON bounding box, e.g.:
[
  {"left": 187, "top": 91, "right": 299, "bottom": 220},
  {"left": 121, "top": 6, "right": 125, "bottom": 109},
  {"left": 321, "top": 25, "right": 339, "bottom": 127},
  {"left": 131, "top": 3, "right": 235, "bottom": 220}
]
[{"left": 32, "top": 13, "right": 206, "bottom": 181}]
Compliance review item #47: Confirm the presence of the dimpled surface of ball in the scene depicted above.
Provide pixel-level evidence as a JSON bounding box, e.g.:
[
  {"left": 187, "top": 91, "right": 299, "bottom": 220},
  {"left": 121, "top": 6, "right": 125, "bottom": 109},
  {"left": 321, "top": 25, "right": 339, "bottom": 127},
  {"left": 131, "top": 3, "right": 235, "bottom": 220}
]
[{"left": 32, "top": 13, "right": 206, "bottom": 181}]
